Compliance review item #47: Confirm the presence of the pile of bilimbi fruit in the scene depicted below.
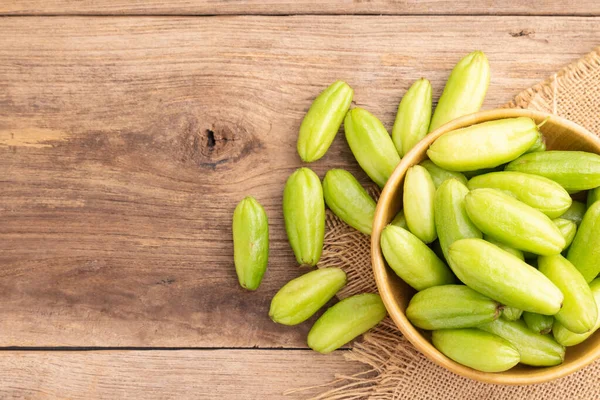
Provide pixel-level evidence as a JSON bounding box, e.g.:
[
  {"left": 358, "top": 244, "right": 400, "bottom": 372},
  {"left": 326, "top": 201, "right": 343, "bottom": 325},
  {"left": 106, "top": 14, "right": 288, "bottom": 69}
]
[{"left": 231, "top": 50, "right": 600, "bottom": 372}]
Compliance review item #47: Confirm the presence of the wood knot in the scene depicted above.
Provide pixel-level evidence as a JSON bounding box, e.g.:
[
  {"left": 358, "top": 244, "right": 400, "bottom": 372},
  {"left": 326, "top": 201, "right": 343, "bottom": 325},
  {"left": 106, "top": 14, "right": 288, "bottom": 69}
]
[{"left": 509, "top": 29, "right": 534, "bottom": 38}]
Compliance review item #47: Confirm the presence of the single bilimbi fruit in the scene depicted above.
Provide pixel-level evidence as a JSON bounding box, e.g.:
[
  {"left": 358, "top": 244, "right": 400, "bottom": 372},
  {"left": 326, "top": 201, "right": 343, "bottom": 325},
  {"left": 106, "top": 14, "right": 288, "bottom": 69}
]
[
  {"left": 297, "top": 81, "right": 353, "bottom": 162},
  {"left": 406, "top": 285, "right": 500, "bottom": 330},
  {"left": 283, "top": 168, "right": 325, "bottom": 267},
  {"left": 588, "top": 186, "right": 600, "bottom": 208},
  {"left": 526, "top": 134, "right": 546, "bottom": 153},
  {"left": 392, "top": 78, "right": 432, "bottom": 156},
  {"left": 404, "top": 165, "right": 437, "bottom": 243},
  {"left": 420, "top": 159, "right": 468, "bottom": 188},
  {"left": 307, "top": 293, "right": 387, "bottom": 354},
  {"left": 523, "top": 312, "right": 554, "bottom": 335},
  {"left": 429, "top": 51, "right": 490, "bottom": 132},
  {"left": 560, "top": 201, "right": 586, "bottom": 226},
  {"left": 323, "top": 169, "right": 376, "bottom": 235},
  {"left": 432, "top": 329, "right": 519, "bottom": 372},
  {"left": 502, "top": 307, "right": 523, "bottom": 321},
  {"left": 553, "top": 218, "right": 577, "bottom": 249},
  {"left": 232, "top": 197, "right": 269, "bottom": 290},
  {"left": 269, "top": 268, "right": 346, "bottom": 326},
  {"left": 390, "top": 209, "right": 407, "bottom": 229},
  {"left": 447, "top": 239, "right": 563, "bottom": 315},
  {"left": 427, "top": 117, "right": 539, "bottom": 172},
  {"left": 506, "top": 151, "right": 600, "bottom": 192},
  {"left": 483, "top": 235, "right": 524, "bottom": 261},
  {"left": 553, "top": 278, "right": 600, "bottom": 346},
  {"left": 344, "top": 108, "right": 401, "bottom": 188},
  {"left": 568, "top": 201, "right": 600, "bottom": 282}
]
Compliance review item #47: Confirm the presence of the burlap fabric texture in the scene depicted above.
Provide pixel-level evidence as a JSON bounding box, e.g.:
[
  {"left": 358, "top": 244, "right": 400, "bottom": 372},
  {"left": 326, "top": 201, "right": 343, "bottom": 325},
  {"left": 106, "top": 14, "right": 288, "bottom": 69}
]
[{"left": 299, "top": 47, "right": 600, "bottom": 399}]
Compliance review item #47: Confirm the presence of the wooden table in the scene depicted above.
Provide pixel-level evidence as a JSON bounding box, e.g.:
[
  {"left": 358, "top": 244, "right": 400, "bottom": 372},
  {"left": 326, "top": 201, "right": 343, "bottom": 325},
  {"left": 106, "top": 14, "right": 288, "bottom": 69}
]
[{"left": 1, "top": 2, "right": 599, "bottom": 398}]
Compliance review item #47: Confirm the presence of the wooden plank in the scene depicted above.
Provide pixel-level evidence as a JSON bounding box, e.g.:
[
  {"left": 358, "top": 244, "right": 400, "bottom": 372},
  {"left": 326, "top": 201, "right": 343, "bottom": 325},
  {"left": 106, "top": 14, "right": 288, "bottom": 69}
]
[
  {"left": 0, "top": 349, "right": 363, "bottom": 399},
  {"left": 2, "top": 1, "right": 600, "bottom": 16},
  {"left": 0, "top": 16, "right": 598, "bottom": 347}
]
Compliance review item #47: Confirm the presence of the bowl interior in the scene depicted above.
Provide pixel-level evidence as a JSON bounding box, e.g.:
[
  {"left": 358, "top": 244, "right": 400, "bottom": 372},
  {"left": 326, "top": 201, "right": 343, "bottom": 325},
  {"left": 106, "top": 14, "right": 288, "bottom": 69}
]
[{"left": 371, "top": 108, "right": 600, "bottom": 385}]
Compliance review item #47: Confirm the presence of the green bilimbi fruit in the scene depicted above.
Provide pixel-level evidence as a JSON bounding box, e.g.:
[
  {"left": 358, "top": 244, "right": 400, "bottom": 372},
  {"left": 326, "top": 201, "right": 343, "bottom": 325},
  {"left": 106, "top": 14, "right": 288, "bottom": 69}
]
[
  {"left": 526, "top": 134, "right": 546, "bottom": 153},
  {"left": 420, "top": 159, "right": 468, "bottom": 188},
  {"left": 447, "top": 239, "right": 563, "bottom": 315},
  {"left": 553, "top": 218, "right": 577, "bottom": 249},
  {"left": 465, "top": 188, "right": 565, "bottom": 255},
  {"left": 506, "top": 151, "right": 600, "bottom": 192},
  {"left": 502, "top": 307, "right": 523, "bottom": 321},
  {"left": 560, "top": 201, "right": 586, "bottom": 226},
  {"left": 381, "top": 225, "right": 455, "bottom": 291},
  {"left": 432, "top": 329, "right": 519, "bottom": 372},
  {"left": 539, "top": 254, "right": 598, "bottom": 334},
  {"left": 344, "top": 108, "right": 401, "bottom": 188},
  {"left": 429, "top": 51, "right": 490, "bottom": 132},
  {"left": 553, "top": 278, "right": 600, "bottom": 346},
  {"left": 483, "top": 235, "right": 525, "bottom": 261},
  {"left": 467, "top": 171, "right": 572, "bottom": 219},
  {"left": 404, "top": 165, "right": 437, "bottom": 243},
  {"left": 568, "top": 201, "right": 600, "bottom": 282},
  {"left": 307, "top": 293, "right": 387, "bottom": 354},
  {"left": 390, "top": 210, "right": 407, "bottom": 229},
  {"left": 406, "top": 285, "right": 500, "bottom": 330},
  {"left": 588, "top": 187, "right": 600, "bottom": 208},
  {"left": 523, "top": 312, "right": 554, "bottom": 335},
  {"left": 434, "top": 179, "right": 482, "bottom": 260},
  {"left": 283, "top": 168, "right": 325, "bottom": 266},
  {"left": 232, "top": 197, "right": 269, "bottom": 290},
  {"left": 297, "top": 81, "right": 353, "bottom": 162},
  {"left": 323, "top": 169, "right": 376, "bottom": 235},
  {"left": 427, "top": 117, "right": 539, "bottom": 172},
  {"left": 269, "top": 268, "right": 346, "bottom": 326},
  {"left": 478, "top": 318, "right": 565, "bottom": 367},
  {"left": 392, "top": 78, "right": 432, "bottom": 156}
]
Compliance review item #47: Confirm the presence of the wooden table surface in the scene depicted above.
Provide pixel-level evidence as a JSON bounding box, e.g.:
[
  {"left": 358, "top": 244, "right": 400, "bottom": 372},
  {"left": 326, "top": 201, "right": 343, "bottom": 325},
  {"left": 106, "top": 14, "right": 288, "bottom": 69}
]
[{"left": 1, "top": 2, "right": 599, "bottom": 398}]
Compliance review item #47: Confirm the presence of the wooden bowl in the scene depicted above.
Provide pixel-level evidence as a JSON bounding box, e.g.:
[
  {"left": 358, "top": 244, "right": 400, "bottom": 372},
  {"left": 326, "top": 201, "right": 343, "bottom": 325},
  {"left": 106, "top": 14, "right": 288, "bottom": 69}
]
[{"left": 371, "top": 108, "right": 600, "bottom": 385}]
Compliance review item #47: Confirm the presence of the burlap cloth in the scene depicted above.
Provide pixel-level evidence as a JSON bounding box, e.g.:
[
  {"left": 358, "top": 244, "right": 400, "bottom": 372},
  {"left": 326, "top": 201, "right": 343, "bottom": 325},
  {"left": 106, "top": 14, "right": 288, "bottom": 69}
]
[{"left": 292, "top": 47, "right": 600, "bottom": 399}]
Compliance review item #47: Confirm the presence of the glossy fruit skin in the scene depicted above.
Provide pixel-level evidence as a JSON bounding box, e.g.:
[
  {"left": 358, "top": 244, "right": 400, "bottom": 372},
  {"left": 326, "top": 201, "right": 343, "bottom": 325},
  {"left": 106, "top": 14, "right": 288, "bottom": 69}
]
[
  {"left": 432, "top": 329, "right": 520, "bottom": 373},
  {"left": 427, "top": 117, "right": 539, "bottom": 172},
  {"left": 553, "top": 278, "right": 600, "bottom": 346},
  {"left": 523, "top": 312, "right": 554, "bottom": 335},
  {"left": 429, "top": 51, "right": 490, "bottom": 132},
  {"left": 560, "top": 201, "right": 586, "bottom": 226},
  {"left": 307, "top": 293, "right": 387, "bottom": 354},
  {"left": 552, "top": 218, "right": 577, "bottom": 249},
  {"left": 381, "top": 225, "right": 455, "bottom": 291},
  {"left": 404, "top": 165, "right": 437, "bottom": 243},
  {"left": 467, "top": 171, "right": 572, "bottom": 219},
  {"left": 297, "top": 81, "right": 353, "bottom": 162},
  {"left": 344, "top": 108, "right": 401, "bottom": 188},
  {"left": 406, "top": 285, "right": 500, "bottom": 330},
  {"left": 232, "top": 197, "right": 269, "bottom": 290},
  {"left": 421, "top": 159, "right": 468, "bottom": 188},
  {"left": 567, "top": 201, "right": 600, "bottom": 282},
  {"left": 283, "top": 168, "right": 325, "bottom": 266},
  {"left": 478, "top": 318, "right": 565, "bottom": 367},
  {"left": 390, "top": 210, "right": 407, "bottom": 229},
  {"left": 447, "top": 239, "right": 563, "bottom": 315},
  {"left": 588, "top": 187, "right": 600, "bottom": 208},
  {"left": 323, "top": 169, "right": 376, "bottom": 235},
  {"left": 269, "top": 268, "right": 346, "bottom": 326},
  {"left": 506, "top": 150, "right": 600, "bottom": 192},
  {"left": 465, "top": 188, "right": 565, "bottom": 256},
  {"left": 483, "top": 235, "right": 525, "bottom": 261},
  {"left": 502, "top": 307, "right": 523, "bottom": 321},
  {"left": 392, "top": 78, "right": 432, "bottom": 156}
]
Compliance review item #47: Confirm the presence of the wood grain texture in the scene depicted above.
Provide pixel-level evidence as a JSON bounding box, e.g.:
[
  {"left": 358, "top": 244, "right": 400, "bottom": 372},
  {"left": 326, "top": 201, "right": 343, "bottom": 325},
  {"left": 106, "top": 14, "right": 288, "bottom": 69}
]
[
  {"left": 2, "top": 1, "right": 600, "bottom": 16},
  {"left": 0, "top": 16, "right": 599, "bottom": 347},
  {"left": 0, "top": 349, "right": 363, "bottom": 399}
]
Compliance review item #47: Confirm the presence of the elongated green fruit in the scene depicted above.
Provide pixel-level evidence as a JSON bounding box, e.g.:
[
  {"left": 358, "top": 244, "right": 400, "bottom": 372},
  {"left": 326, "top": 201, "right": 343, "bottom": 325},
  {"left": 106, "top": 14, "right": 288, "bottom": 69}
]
[
  {"left": 344, "top": 108, "right": 401, "bottom": 188},
  {"left": 526, "top": 134, "right": 546, "bottom": 153},
  {"left": 390, "top": 210, "right": 407, "bottom": 229},
  {"left": 523, "top": 312, "right": 554, "bottom": 335},
  {"left": 553, "top": 218, "right": 577, "bottom": 249},
  {"left": 381, "top": 225, "right": 455, "bottom": 290},
  {"left": 560, "top": 201, "right": 586, "bottom": 226},
  {"left": 297, "top": 81, "right": 353, "bottom": 162},
  {"left": 269, "top": 268, "right": 346, "bottom": 326},
  {"left": 506, "top": 151, "right": 600, "bottom": 192},
  {"left": 468, "top": 171, "right": 572, "bottom": 219},
  {"left": 539, "top": 254, "right": 597, "bottom": 334},
  {"left": 283, "top": 168, "right": 325, "bottom": 266},
  {"left": 392, "top": 78, "right": 432, "bottom": 156},
  {"left": 483, "top": 235, "right": 524, "bottom": 261},
  {"left": 429, "top": 51, "right": 490, "bottom": 132},
  {"left": 479, "top": 318, "right": 565, "bottom": 367},
  {"left": 568, "top": 201, "right": 600, "bottom": 282},
  {"left": 465, "top": 188, "right": 565, "bottom": 255},
  {"left": 406, "top": 285, "right": 500, "bottom": 330},
  {"left": 588, "top": 187, "right": 600, "bottom": 208},
  {"left": 502, "top": 307, "right": 523, "bottom": 321},
  {"left": 323, "top": 169, "right": 376, "bottom": 235},
  {"left": 420, "top": 159, "right": 468, "bottom": 188},
  {"left": 448, "top": 239, "right": 563, "bottom": 315},
  {"left": 428, "top": 118, "right": 539, "bottom": 172},
  {"left": 435, "top": 179, "right": 482, "bottom": 259},
  {"left": 553, "top": 278, "right": 600, "bottom": 346},
  {"left": 308, "top": 293, "right": 386, "bottom": 354},
  {"left": 404, "top": 165, "right": 437, "bottom": 243},
  {"left": 432, "top": 329, "right": 519, "bottom": 372},
  {"left": 232, "top": 197, "right": 269, "bottom": 290}
]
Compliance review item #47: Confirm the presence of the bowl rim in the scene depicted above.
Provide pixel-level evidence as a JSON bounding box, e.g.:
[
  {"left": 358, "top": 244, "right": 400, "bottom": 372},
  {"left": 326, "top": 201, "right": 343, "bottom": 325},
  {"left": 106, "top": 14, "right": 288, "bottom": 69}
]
[{"left": 371, "top": 108, "right": 600, "bottom": 385}]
